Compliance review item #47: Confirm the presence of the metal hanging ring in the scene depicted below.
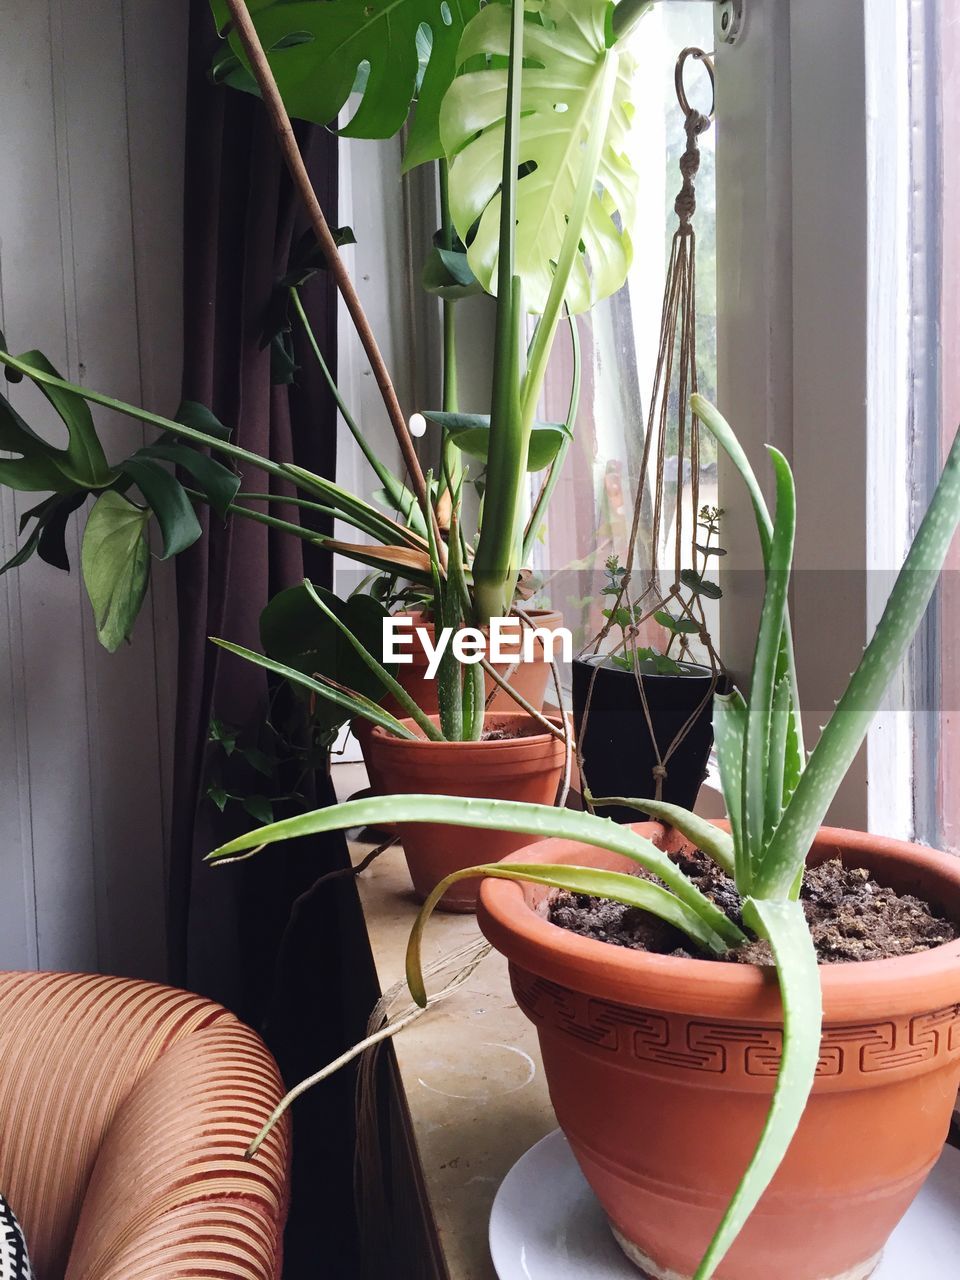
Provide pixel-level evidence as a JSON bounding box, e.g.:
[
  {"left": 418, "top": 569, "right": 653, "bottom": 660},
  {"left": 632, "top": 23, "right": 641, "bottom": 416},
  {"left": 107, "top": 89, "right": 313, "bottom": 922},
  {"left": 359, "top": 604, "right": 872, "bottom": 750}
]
[{"left": 675, "top": 46, "right": 715, "bottom": 121}]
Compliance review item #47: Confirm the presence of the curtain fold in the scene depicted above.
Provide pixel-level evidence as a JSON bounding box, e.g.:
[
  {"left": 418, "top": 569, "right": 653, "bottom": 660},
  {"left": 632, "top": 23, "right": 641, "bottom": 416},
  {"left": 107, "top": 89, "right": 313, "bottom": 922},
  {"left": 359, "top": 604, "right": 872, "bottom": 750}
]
[
  {"left": 172, "top": 0, "right": 339, "bottom": 1011},
  {"left": 172, "top": 7, "right": 372, "bottom": 1275}
]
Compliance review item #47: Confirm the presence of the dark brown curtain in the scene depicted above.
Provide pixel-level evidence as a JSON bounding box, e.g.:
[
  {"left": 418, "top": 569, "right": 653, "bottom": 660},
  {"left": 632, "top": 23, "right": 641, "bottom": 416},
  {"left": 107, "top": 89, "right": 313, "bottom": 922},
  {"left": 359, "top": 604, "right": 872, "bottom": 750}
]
[{"left": 171, "top": 6, "right": 376, "bottom": 1274}]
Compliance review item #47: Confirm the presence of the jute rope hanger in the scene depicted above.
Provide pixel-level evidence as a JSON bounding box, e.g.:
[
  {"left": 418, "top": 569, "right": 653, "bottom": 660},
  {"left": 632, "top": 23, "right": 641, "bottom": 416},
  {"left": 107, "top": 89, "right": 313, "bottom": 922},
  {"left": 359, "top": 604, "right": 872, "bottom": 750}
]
[{"left": 578, "top": 46, "right": 725, "bottom": 807}]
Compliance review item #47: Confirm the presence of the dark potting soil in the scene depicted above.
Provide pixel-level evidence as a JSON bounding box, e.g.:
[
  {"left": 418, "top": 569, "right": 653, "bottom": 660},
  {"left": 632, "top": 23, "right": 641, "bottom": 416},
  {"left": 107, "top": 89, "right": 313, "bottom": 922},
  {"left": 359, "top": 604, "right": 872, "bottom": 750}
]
[
  {"left": 548, "top": 847, "right": 958, "bottom": 964},
  {"left": 480, "top": 723, "right": 550, "bottom": 742}
]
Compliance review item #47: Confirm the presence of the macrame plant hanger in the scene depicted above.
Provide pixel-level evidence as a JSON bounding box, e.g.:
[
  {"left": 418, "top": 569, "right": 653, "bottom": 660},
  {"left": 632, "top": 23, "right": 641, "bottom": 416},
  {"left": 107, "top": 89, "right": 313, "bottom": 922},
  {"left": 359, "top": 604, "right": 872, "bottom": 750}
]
[{"left": 579, "top": 46, "right": 725, "bottom": 806}]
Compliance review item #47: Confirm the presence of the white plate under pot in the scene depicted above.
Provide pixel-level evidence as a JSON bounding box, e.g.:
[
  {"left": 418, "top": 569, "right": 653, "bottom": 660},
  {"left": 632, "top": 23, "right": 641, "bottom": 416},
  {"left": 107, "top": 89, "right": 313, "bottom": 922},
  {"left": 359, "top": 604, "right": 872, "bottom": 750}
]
[{"left": 489, "top": 1129, "right": 960, "bottom": 1280}]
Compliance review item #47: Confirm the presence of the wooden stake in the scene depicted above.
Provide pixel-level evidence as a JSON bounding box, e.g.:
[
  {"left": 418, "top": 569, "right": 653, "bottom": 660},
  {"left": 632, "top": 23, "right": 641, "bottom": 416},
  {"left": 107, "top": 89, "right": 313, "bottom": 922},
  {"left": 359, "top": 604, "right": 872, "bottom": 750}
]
[{"left": 221, "top": 0, "right": 442, "bottom": 556}]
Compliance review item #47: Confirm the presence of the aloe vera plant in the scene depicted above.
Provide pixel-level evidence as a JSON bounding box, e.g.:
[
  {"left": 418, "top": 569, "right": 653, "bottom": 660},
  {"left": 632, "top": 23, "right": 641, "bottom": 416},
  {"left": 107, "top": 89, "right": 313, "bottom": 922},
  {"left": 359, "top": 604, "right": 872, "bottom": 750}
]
[{"left": 207, "top": 395, "right": 960, "bottom": 1277}]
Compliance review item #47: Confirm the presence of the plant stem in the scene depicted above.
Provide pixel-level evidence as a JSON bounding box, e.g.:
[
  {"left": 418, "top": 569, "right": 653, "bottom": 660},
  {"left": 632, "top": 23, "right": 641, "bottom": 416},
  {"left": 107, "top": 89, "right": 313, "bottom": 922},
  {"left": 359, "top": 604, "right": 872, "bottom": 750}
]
[
  {"left": 522, "top": 315, "right": 581, "bottom": 562},
  {"left": 290, "top": 287, "right": 395, "bottom": 489},
  {"left": 438, "top": 158, "right": 463, "bottom": 496},
  {"left": 220, "top": 0, "right": 444, "bottom": 563},
  {"left": 471, "top": 0, "right": 526, "bottom": 623}
]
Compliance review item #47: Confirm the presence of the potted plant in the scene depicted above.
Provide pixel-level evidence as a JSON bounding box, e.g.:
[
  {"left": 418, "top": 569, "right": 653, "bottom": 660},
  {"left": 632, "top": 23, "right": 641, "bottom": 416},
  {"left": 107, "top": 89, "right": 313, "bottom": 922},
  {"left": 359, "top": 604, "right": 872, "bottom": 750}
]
[
  {"left": 574, "top": 509, "right": 727, "bottom": 821},
  {"left": 220, "top": 500, "right": 567, "bottom": 910},
  {"left": 209, "top": 395, "right": 960, "bottom": 1279}
]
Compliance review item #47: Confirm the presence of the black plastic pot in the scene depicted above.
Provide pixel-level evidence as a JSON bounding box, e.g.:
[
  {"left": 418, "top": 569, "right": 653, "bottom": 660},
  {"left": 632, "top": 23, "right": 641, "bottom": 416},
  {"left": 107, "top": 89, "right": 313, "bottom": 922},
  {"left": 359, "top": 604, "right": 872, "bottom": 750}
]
[{"left": 572, "top": 655, "right": 722, "bottom": 822}]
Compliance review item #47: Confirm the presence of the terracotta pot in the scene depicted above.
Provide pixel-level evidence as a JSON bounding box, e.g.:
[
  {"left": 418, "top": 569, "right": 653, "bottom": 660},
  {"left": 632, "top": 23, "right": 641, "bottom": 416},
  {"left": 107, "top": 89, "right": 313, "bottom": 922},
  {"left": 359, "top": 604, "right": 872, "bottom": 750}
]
[
  {"left": 477, "top": 823, "right": 960, "bottom": 1279},
  {"left": 356, "top": 608, "right": 564, "bottom": 796},
  {"left": 365, "top": 712, "right": 566, "bottom": 912}
]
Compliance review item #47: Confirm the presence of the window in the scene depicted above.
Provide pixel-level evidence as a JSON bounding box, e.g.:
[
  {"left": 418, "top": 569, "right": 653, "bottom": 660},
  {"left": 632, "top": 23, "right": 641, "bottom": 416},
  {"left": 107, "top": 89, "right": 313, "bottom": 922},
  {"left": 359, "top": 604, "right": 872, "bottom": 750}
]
[{"left": 534, "top": 2, "right": 719, "bottom": 660}]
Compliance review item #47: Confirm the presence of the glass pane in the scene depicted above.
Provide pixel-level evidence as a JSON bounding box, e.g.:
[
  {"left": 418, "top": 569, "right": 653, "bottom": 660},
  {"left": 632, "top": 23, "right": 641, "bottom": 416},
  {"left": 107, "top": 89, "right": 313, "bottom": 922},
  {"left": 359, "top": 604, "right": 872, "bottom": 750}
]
[
  {"left": 931, "top": 1, "right": 960, "bottom": 850},
  {"left": 532, "top": 3, "right": 718, "bottom": 667}
]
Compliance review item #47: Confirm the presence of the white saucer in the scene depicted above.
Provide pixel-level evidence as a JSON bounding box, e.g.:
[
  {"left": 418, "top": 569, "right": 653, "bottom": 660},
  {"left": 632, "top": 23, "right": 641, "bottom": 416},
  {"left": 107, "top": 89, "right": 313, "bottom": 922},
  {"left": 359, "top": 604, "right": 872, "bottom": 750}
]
[{"left": 489, "top": 1129, "right": 960, "bottom": 1279}]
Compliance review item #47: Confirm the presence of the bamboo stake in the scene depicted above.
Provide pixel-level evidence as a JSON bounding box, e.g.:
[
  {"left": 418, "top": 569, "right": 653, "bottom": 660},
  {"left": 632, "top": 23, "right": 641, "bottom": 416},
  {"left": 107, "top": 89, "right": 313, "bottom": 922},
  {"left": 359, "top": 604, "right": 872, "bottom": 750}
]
[{"left": 221, "top": 0, "right": 444, "bottom": 560}]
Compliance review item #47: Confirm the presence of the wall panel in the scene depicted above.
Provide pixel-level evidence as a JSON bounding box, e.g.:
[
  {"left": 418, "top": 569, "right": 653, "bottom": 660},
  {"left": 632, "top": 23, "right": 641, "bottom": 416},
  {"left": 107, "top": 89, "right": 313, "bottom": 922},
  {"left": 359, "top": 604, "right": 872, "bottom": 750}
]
[{"left": 0, "top": 0, "right": 188, "bottom": 978}]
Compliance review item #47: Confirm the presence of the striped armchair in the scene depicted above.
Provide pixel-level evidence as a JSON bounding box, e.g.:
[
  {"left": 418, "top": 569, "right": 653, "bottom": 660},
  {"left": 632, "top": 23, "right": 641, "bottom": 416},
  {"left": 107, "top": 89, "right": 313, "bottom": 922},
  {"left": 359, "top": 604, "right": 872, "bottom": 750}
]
[{"left": 0, "top": 972, "right": 290, "bottom": 1280}]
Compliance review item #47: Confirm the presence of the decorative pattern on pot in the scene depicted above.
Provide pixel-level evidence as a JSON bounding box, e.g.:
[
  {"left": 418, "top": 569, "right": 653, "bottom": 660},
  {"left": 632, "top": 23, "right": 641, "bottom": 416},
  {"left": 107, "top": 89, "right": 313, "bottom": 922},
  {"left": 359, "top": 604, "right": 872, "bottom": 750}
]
[{"left": 513, "top": 972, "right": 960, "bottom": 1087}]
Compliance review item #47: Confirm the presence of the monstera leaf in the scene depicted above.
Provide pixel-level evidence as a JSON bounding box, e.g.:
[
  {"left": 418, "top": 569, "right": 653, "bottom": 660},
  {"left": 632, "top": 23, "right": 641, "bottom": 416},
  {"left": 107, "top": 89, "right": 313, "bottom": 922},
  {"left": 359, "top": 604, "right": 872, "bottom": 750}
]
[
  {"left": 0, "top": 346, "right": 113, "bottom": 492},
  {"left": 440, "top": 0, "right": 643, "bottom": 314},
  {"left": 209, "top": 0, "right": 481, "bottom": 168},
  {"left": 259, "top": 583, "right": 396, "bottom": 734}
]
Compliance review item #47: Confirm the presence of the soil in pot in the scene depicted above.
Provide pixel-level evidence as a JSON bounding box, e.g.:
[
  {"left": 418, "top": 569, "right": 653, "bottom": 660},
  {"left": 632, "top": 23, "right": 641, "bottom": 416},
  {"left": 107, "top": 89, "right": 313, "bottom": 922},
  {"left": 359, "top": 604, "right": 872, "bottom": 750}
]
[
  {"left": 550, "top": 848, "right": 959, "bottom": 962},
  {"left": 364, "top": 711, "right": 566, "bottom": 912},
  {"left": 572, "top": 655, "right": 725, "bottom": 821},
  {"left": 476, "top": 825, "right": 960, "bottom": 1280}
]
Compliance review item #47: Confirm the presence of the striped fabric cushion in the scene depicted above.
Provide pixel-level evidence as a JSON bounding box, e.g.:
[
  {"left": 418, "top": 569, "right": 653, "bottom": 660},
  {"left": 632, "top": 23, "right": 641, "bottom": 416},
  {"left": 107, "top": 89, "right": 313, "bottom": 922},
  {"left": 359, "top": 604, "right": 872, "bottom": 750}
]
[
  {"left": 0, "top": 972, "right": 289, "bottom": 1280},
  {"left": 0, "top": 1194, "right": 33, "bottom": 1280}
]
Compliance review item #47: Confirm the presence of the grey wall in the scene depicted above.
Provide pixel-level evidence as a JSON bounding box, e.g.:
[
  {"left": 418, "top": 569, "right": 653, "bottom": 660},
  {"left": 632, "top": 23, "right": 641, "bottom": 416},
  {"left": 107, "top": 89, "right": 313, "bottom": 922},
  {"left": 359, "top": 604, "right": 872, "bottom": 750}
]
[{"left": 0, "top": 0, "right": 189, "bottom": 978}]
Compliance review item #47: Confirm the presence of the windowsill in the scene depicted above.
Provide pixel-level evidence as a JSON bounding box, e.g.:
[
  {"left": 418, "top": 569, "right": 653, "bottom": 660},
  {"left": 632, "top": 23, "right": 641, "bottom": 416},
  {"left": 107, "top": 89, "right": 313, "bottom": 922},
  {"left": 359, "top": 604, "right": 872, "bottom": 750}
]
[{"left": 335, "top": 760, "right": 553, "bottom": 1278}]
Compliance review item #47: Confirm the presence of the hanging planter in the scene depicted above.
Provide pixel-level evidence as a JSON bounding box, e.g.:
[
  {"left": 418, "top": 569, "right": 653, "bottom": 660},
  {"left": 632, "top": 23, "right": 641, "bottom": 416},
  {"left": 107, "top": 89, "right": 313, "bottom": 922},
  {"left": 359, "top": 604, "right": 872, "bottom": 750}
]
[
  {"left": 576, "top": 51, "right": 727, "bottom": 820},
  {"left": 573, "top": 654, "right": 724, "bottom": 819}
]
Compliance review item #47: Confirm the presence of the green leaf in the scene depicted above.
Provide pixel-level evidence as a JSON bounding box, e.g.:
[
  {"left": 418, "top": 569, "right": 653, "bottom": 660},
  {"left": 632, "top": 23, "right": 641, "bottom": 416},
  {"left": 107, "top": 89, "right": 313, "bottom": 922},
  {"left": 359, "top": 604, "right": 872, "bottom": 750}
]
[
  {"left": 692, "top": 392, "right": 805, "bottom": 767},
  {"left": 421, "top": 246, "right": 483, "bottom": 299},
  {"left": 206, "top": 791, "right": 747, "bottom": 950},
  {"left": 680, "top": 568, "right": 722, "bottom": 600},
  {"left": 137, "top": 442, "right": 241, "bottom": 520},
  {"left": 81, "top": 491, "right": 151, "bottom": 652},
  {"left": 213, "top": 0, "right": 481, "bottom": 167},
  {"left": 302, "top": 578, "right": 445, "bottom": 740},
  {"left": 760, "top": 424, "right": 960, "bottom": 898},
  {"left": 1, "top": 492, "right": 85, "bottom": 574},
  {"left": 693, "top": 899, "right": 822, "bottom": 1280},
  {"left": 697, "top": 544, "right": 727, "bottom": 557},
  {"left": 742, "top": 449, "right": 795, "bottom": 872},
  {"left": 242, "top": 795, "right": 275, "bottom": 825},
  {"left": 119, "top": 457, "right": 202, "bottom": 558},
  {"left": 210, "top": 637, "right": 420, "bottom": 740},
  {"left": 13, "top": 350, "right": 112, "bottom": 487},
  {"left": 0, "top": 390, "right": 91, "bottom": 494},
  {"left": 423, "top": 411, "right": 572, "bottom": 473},
  {"left": 174, "top": 400, "right": 233, "bottom": 442},
  {"left": 441, "top": 0, "right": 644, "bottom": 314},
  {"left": 259, "top": 582, "right": 396, "bottom": 735},
  {"left": 589, "top": 797, "right": 736, "bottom": 878},
  {"left": 713, "top": 689, "right": 748, "bottom": 891},
  {"left": 654, "top": 609, "right": 700, "bottom": 635},
  {"left": 406, "top": 860, "right": 733, "bottom": 1008},
  {"left": 765, "top": 677, "right": 792, "bottom": 841}
]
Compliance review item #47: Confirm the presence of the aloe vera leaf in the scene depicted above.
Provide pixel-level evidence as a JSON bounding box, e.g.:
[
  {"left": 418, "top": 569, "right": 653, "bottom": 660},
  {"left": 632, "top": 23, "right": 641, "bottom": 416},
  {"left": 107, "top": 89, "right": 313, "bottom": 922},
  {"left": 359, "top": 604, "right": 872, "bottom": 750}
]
[
  {"left": 589, "top": 797, "right": 735, "bottom": 878},
  {"left": 742, "top": 449, "right": 795, "bottom": 873},
  {"left": 206, "top": 792, "right": 746, "bottom": 948},
  {"left": 406, "top": 861, "right": 733, "bottom": 1008},
  {"left": 765, "top": 677, "right": 792, "bottom": 841},
  {"left": 692, "top": 393, "right": 805, "bottom": 767},
  {"left": 713, "top": 689, "right": 749, "bottom": 892},
  {"left": 758, "top": 425, "right": 960, "bottom": 898},
  {"left": 692, "top": 898, "right": 822, "bottom": 1280}
]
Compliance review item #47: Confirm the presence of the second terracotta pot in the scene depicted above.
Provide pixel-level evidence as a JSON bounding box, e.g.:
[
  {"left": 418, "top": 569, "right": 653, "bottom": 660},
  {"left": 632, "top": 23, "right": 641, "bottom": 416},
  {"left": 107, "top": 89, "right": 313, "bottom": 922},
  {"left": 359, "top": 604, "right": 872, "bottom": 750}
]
[
  {"left": 477, "top": 823, "right": 960, "bottom": 1279},
  {"left": 364, "top": 712, "right": 566, "bottom": 912}
]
